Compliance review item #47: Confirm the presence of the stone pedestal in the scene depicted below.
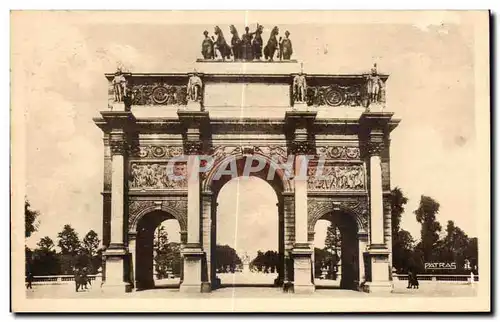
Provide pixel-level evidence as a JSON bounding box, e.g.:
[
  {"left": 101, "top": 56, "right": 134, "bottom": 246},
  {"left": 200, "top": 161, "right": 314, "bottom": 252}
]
[
  {"left": 291, "top": 244, "right": 315, "bottom": 294},
  {"left": 111, "top": 102, "right": 126, "bottom": 112},
  {"left": 293, "top": 102, "right": 308, "bottom": 112},
  {"left": 102, "top": 248, "right": 131, "bottom": 293},
  {"left": 184, "top": 101, "right": 202, "bottom": 112},
  {"left": 364, "top": 246, "right": 392, "bottom": 293},
  {"left": 180, "top": 245, "right": 204, "bottom": 293}
]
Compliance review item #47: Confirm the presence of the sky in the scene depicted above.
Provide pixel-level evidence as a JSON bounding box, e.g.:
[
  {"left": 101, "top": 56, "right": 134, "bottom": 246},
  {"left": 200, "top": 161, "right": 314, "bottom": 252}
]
[{"left": 13, "top": 11, "right": 480, "bottom": 251}]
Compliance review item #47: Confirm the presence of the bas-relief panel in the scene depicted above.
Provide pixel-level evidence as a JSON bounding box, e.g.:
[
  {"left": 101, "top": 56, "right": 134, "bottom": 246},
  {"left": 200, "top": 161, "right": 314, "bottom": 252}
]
[
  {"left": 129, "top": 162, "right": 187, "bottom": 190},
  {"left": 307, "top": 164, "right": 366, "bottom": 191}
]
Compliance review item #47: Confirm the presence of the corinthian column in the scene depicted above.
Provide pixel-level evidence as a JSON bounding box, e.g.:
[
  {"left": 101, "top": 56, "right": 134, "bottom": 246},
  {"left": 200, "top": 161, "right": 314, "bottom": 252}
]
[
  {"left": 368, "top": 141, "right": 384, "bottom": 245},
  {"left": 360, "top": 112, "right": 395, "bottom": 294},
  {"left": 285, "top": 109, "right": 317, "bottom": 294},
  {"left": 102, "top": 130, "right": 130, "bottom": 292}
]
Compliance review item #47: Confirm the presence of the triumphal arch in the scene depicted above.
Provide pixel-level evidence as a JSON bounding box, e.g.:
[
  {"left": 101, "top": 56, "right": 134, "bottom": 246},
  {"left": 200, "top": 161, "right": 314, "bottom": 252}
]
[{"left": 94, "top": 27, "right": 399, "bottom": 294}]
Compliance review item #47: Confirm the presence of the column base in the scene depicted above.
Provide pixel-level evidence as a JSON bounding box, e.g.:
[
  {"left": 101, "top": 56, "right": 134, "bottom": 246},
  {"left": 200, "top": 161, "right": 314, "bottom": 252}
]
[
  {"left": 293, "top": 284, "right": 316, "bottom": 294},
  {"left": 201, "top": 282, "right": 212, "bottom": 293},
  {"left": 291, "top": 244, "right": 315, "bottom": 294},
  {"left": 365, "top": 245, "right": 392, "bottom": 293},
  {"left": 101, "top": 281, "right": 132, "bottom": 293},
  {"left": 179, "top": 283, "right": 202, "bottom": 293},
  {"left": 362, "top": 281, "right": 393, "bottom": 293},
  {"left": 180, "top": 245, "right": 204, "bottom": 293}
]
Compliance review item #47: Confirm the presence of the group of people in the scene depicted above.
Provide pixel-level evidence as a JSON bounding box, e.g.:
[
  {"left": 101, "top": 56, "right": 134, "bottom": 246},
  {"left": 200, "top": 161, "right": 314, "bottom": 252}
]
[
  {"left": 407, "top": 270, "right": 419, "bottom": 289},
  {"left": 74, "top": 267, "right": 92, "bottom": 292}
]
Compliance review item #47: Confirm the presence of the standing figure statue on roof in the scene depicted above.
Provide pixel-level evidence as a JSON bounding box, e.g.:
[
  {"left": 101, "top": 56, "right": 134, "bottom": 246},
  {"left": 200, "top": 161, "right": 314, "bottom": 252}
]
[
  {"left": 366, "top": 63, "right": 383, "bottom": 104},
  {"left": 252, "top": 24, "right": 264, "bottom": 60},
  {"left": 201, "top": 30, "right": 214, "bottom": 60},
  {"left": 264, "top": 26, "right": 280, "bottom": 61},
  {"left": 281, "top": 30, "right": 293, "bottom": 60},
  {"left": 241, "top": 26, "right": 255, "bottom": 61},
  {"left": 112, "top": 67, "right": 128, "bottom": 102},
  {"left": 187, "top": 72, "right": 203, "bottom": 102},
  {"left": 229, "top": 25, "right": 242, "bottom": 60},
  {"left": 293, "top": 72, "right": 307, "bottom": 103}
]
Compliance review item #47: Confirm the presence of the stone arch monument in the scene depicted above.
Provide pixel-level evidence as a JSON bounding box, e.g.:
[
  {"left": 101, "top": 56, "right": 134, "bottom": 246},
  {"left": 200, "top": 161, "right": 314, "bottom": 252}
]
[{"left": 94, "top": 35, "right": 399, "bottom": 294}]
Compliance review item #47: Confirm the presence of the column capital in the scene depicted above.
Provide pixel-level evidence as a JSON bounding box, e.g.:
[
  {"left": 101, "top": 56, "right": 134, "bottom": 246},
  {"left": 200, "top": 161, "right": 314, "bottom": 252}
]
[
  {"left": 110, "top": 140, "right": 127, "bottom": 155},
  {"left": 290, "top": 140, "right": 315, "bottom": 155},
  {"left": 367, "top": 140, "right": 384, "bottom": 156},
  {"left": 184, "top": 140, "right": 204, "bottom": 155}
]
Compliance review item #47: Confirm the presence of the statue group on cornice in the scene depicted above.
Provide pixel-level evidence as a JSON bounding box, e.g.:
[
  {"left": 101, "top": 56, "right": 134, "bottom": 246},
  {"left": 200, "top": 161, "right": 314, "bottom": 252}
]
[{"left": 201, "top": 24, "right": 293, "bottom": 62}]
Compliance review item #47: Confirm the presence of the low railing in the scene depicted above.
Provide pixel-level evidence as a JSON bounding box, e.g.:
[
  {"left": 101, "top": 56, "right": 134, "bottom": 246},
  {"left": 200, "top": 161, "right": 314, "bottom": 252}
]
[
  {"left": 28, "top": 274, "right": 102, "bottom": 285},
  {"left": 393, "top": 274, "right": 479, "bottom": 283}
]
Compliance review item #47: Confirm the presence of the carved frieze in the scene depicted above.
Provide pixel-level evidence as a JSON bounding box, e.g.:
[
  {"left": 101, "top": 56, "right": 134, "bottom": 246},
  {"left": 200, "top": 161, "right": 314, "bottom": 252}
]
[
  {"left": 316, "top": 146, "right": 361, "bottom": 160},
  {"left": 129, "top": 162, "right": 187, "bottom": 190},
  {"left": 307, "top": 84, "right": 367, "bottom": 107},
  {"left": 130, "top": 82, "right": 188, "bottom": 106},
  {"left": 307, "top": 198, "right": 369, "bottom": 232},
  {"left": 129, "top": 145, "right": 184, "bottom": 159},
  {"left": 209, "top": 145, "right": 289, "bottom": 164},
  {"left": 307, "top": 164, "right": 365, "bottom": 191},
  {"left": 128, "top": 199, "right": 187, "bottom": 231}
]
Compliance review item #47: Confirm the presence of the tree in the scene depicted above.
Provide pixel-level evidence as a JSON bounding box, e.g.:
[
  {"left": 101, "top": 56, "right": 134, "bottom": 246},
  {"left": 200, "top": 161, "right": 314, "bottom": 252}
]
[
  {"left": 440, "top": 220, "right": 472, "bottom": 273},
  {"left": 390, "top": 187, "right": 409, "bottom": 238},
  {"left": 392, "top": 230, "right": 415, "bottom": 272},
  {"left": 25, "top": 199, "right": 40, "bottom": 238},
  {"left": 414, "top": 195, "right": 442, "bottom": 261},
  {"left": 31, "top": 236, "right": 59, "bottom": 275},
  {"left": 57, "top": 225, "right": 81, "bottom": 274},
  {"left": 324, "top": 223, "right": 341, "bottom": 255},
  {"left": 82, "top": 230, "right": 101, "bottom": 274},
  {"left": 57, "top": 225, "right": 81, "bottom": 255},
  {"left": 215, "top": 245, "right": 242, "bottom": 273},
  {"left": 83, "top": 230, "right": 100, "bottom": 257},
  {"left": 153, "top": 226, "right": 170, "bottom": 279},
  {"left": 389, "top": 187, "right": 413, "bottom": 272},
  {"left": 37, "top": 236, "right": 55, "bottom": 253}
]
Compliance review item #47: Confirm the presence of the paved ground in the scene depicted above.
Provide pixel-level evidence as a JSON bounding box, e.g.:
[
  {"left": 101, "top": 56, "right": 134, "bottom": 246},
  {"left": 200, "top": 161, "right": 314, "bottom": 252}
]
[{"left": 25, "top": 273, "right": 478, "bottom": 299}]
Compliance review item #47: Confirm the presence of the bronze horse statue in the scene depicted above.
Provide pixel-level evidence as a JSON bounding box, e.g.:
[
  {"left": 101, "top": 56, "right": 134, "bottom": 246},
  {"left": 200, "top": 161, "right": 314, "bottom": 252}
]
[
  {"left": 229, "top": 25, "right": 242, "bottom": 60},
  {"left": 214, "top": 26, "right": 232, "bottom": 61},
  {"left": 263, "top": 26, "right": 280, "bottom": 61}
]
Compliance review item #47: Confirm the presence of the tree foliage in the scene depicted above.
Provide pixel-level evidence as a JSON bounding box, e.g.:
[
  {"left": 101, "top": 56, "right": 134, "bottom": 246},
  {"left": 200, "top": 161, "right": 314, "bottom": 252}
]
[
  {"left": 57, "top": 225, "right": 81, "bottom": 255},
  {"left": 83, "top": 230, "right": 100, "bottom": 257},
  {"left": 324, "top": 224, "right": 341, "bottom": 255},
  {"left": 25, "top": 199, "right": 40, "bottom": 238},
  {"left": 215, "top": 245, "right": 242, "bottom": 273},
  {"left": 414, "top": 195, "right": 442, "bottom": 261},
  {"left": 153, "top": 227, "right": 181, "bottom": 279},
  {"left": 250, "top": 250, "right": 279, "bottom": 273}
]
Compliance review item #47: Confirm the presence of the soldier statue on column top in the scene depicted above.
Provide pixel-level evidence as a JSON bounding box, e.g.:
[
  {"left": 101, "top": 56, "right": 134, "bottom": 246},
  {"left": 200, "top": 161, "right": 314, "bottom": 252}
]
[
  {"left": 112, "top": 67, "right": 128, "bottom": 103},
  {"left": 293, "top": 64, "right": 307, "bottom": 103},
  {"left": 187, "top": 71, "right": 203, "bottom": 102},
  {"left": 366, "top": 63, "right": 383, "bottom": 104}
]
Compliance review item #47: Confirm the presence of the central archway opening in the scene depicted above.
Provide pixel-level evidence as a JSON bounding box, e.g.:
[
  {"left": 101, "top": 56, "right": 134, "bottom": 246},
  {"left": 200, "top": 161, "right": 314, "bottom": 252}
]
[
  {"left": 208, "top": 155, "right": 286, "bottom": 289},
  {"left": 215, "top": 176, "right": 279, "bottom": 287}
]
